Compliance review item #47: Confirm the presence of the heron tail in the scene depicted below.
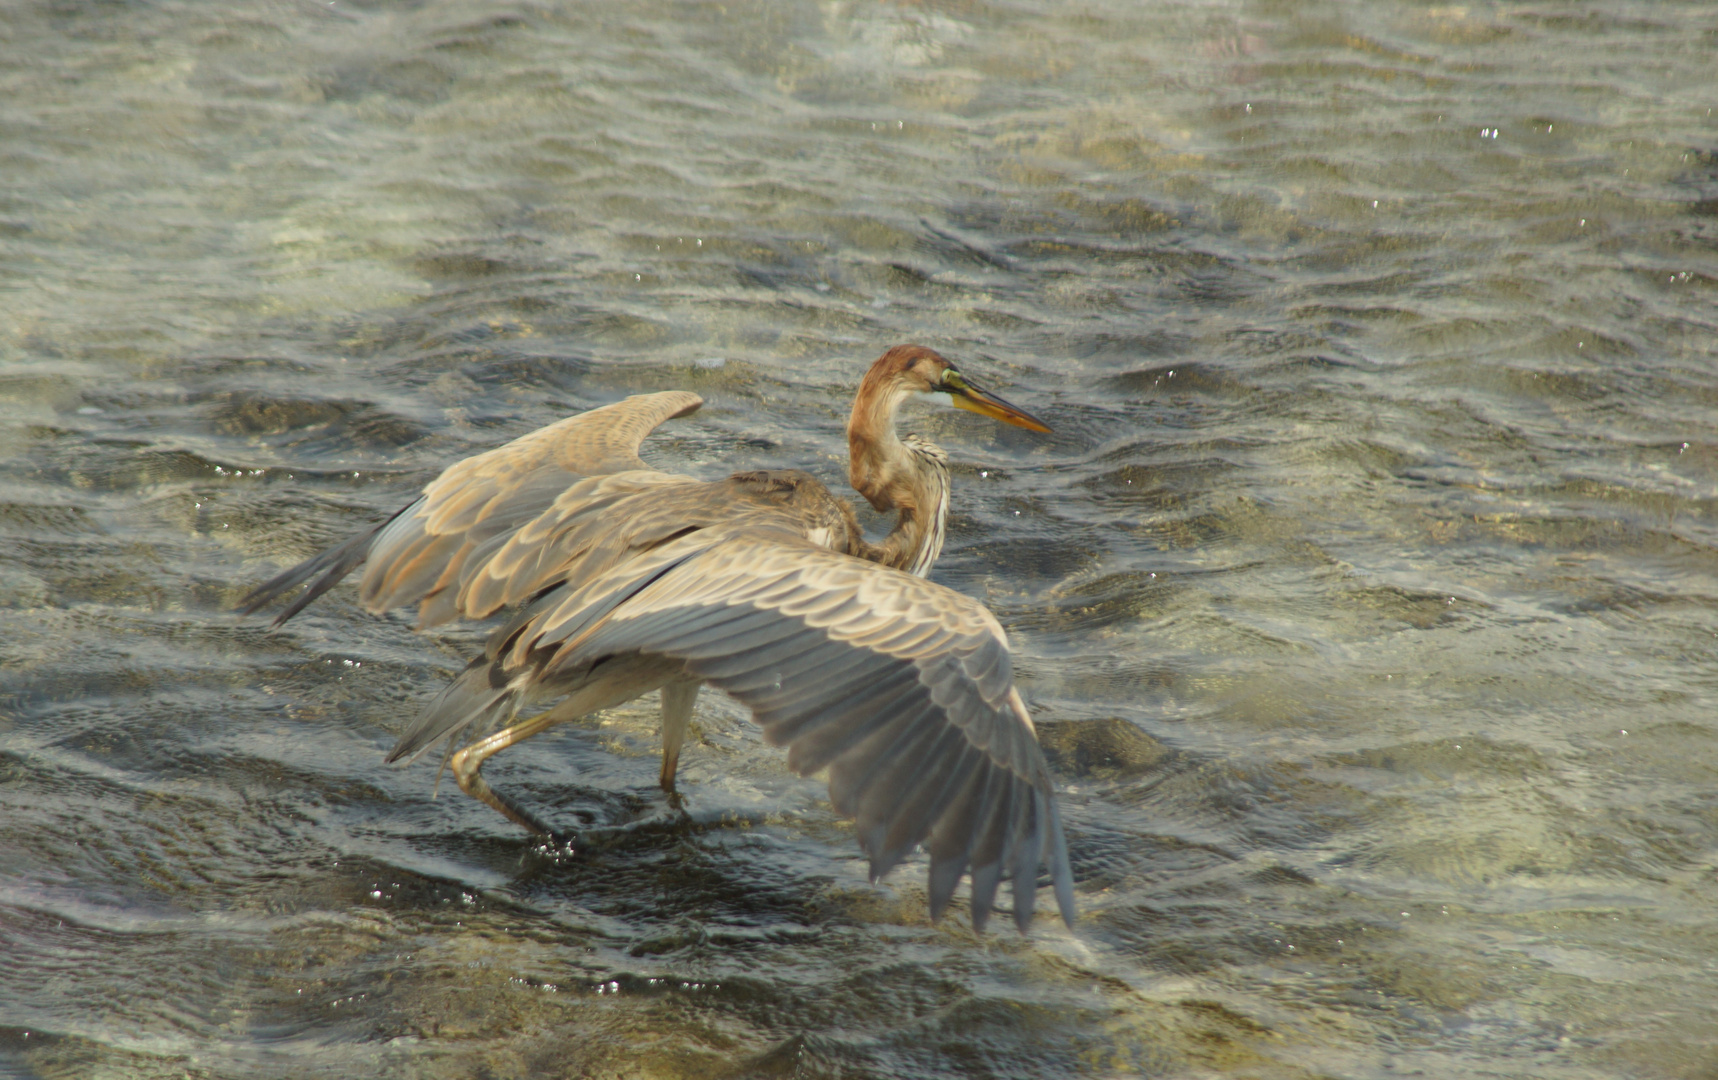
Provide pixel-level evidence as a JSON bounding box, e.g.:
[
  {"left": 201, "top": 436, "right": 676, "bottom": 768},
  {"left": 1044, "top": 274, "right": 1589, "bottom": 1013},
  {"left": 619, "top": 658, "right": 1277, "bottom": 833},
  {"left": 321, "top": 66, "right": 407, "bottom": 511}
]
[{"left": 385, "top": 657, "right": 525, "bottom": 766}]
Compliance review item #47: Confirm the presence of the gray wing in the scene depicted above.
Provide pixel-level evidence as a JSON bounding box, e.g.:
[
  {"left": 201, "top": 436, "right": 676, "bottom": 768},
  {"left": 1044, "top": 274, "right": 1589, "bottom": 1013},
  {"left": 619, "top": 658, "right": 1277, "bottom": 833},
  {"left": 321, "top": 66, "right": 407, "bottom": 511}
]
[
  {"left": 429, "top": 533, "right": 1075, "bottom": 932},
  {"left": 238, "top": 391, "right": 703, "bottom": 626}
]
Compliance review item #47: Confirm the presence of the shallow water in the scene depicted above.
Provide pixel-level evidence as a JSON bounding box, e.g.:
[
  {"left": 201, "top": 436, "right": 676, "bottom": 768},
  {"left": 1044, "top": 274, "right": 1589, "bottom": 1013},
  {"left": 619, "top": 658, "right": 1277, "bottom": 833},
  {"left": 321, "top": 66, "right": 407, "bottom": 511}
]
[{"left": 3, "top": 0, "right": 1717, "bottom": 1076}]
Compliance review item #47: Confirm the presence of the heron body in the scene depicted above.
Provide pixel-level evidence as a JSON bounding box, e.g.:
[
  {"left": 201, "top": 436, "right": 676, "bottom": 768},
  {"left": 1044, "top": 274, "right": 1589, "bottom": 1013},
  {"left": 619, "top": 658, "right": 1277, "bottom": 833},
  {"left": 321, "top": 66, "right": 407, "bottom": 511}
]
[{"left": 241, "top": 346, "right": 1073, "bottom": 931}]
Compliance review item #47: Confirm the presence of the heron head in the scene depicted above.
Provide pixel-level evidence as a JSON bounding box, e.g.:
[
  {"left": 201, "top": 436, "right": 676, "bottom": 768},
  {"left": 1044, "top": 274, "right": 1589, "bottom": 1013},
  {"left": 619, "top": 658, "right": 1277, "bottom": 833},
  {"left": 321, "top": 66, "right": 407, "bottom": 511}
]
[{"left": 868, "top": 344, "right": 1052, "bottom": 433}]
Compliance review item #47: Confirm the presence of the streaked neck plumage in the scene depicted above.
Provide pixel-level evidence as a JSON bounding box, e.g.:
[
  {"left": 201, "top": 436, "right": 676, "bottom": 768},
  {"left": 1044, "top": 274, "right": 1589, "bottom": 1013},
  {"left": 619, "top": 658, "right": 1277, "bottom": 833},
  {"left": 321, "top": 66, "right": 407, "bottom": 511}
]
[{"left": 847, "top": 377, "right": 951, "bottom": 577}]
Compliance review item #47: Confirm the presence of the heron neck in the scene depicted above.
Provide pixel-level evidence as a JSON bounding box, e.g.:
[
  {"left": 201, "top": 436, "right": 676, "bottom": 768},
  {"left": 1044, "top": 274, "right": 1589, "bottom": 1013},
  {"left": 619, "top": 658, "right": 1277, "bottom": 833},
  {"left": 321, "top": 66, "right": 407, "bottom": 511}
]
[
  {"left": 848, "top": 390, "right": 949, "bottom": 576},
  {"left": 874, "top": 463, "right": 948, "bottom": 576}
]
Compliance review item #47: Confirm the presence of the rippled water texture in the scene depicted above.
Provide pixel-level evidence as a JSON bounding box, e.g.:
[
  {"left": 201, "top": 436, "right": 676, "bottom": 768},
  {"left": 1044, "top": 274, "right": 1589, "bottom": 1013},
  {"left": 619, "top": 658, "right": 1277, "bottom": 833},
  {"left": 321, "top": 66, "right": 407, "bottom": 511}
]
[{"left": 3, "top": 1, "right": 1717, "bottom": 1076}]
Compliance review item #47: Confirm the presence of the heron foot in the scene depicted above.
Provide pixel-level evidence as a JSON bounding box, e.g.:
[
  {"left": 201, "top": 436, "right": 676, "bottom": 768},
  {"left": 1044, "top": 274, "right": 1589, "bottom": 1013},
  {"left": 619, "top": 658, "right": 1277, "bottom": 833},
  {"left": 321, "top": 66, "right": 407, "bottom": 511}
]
[
  {"left": 449, "top": 709, "right": 569, "bottom": 839},
  {"left": 450, "top": 751, "right": 562, "bottom": 837}
]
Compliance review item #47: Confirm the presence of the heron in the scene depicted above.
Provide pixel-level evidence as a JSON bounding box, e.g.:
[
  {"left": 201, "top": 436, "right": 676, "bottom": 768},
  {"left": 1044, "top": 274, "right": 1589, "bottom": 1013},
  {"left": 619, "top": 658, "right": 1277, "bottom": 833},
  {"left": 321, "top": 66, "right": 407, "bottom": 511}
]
[{"left": 240, "top": 345, "right": 1074, "bottom": 931}]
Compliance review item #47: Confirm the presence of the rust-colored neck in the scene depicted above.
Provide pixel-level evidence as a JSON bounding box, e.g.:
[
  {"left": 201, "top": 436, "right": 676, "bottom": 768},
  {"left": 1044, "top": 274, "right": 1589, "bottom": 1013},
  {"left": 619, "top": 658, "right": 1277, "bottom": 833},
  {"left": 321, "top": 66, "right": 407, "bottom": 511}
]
[{"left": 847, "top": 366, "right": 947, "bottom": 576}]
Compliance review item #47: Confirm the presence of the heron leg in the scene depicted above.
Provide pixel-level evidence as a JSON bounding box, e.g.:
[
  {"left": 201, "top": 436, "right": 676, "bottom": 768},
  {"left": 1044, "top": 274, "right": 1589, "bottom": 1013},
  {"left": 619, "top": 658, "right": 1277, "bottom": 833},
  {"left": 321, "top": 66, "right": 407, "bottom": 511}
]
[
  {"left": 450, "top": 709, "right": 567, "bottom": 837},
  {"left": 659, "top": 679, "right": 700, "bottom": 794}
]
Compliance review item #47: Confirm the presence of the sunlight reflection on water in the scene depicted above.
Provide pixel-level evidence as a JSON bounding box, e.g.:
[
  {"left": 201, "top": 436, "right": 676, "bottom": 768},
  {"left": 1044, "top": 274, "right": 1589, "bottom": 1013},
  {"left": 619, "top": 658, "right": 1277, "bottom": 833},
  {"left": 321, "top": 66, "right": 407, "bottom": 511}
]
[{"left": 2, "top": 0, "right": 1717, "bottom": 1076}]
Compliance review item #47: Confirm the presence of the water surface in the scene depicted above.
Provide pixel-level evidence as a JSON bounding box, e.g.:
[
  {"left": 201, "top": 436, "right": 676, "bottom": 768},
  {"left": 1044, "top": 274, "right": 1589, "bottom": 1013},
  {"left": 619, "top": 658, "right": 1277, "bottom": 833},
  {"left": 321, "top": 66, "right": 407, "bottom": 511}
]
[{"left": 3, "top": 1, "right": 1717, "bottom": 1076}]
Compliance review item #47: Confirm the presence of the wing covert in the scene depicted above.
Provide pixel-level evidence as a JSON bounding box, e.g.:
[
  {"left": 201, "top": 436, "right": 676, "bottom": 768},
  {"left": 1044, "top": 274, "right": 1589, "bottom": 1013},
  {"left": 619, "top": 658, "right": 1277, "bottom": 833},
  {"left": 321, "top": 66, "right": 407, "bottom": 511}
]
[
  {"left": 503, "top": 536, "right": 1074, "bottom": 931},
  {"left": 239, "top": 391, "right": 703, "bottom": 626}
]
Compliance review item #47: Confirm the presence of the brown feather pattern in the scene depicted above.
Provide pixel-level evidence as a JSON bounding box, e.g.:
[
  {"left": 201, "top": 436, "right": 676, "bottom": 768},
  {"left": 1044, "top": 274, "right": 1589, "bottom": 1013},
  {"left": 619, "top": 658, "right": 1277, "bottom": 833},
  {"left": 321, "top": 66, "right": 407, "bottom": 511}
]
[{"left": 238, "top": 364, "right": 1072, "bottom": 932}]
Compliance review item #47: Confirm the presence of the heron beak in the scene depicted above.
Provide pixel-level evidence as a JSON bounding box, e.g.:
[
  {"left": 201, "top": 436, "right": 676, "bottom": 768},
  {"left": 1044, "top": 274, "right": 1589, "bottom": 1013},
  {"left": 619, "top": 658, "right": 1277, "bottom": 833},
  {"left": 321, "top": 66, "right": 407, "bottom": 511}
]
[{"left": 941, "top": 370, "right": 1052, "bottom": 433}]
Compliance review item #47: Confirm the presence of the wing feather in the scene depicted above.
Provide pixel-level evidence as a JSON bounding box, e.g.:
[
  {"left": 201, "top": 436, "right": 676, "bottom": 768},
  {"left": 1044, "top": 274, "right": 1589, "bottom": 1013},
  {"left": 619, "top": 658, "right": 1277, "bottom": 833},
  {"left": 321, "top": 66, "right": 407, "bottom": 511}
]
[
  {"left": 851, "top": 723, "right": 969, "bottom": 869},
  {"left": 963, "top": 772, "right": 1016, "bottom": 930},
  {"left": 969, "top": 858, "right": 1004, "bottom": 932},
  {"left": 779, "top": 671, "right": 924, "bottom": 770},
  {"left": 238, "top": 392, "right": 703, "bottom": 626},
  {"left": 490, "top": 534, "right": 1073, "bottom": 931},
  {"left": 236, "top": 512, "right": 406, "bottom": 626},
  {"left": 690, "top": 627, "right": 832, "bottom": 684},
  {"left": 874, "top": 738, "right": 980, "bottom": 867},
  {"left": 928, "top": 758, "right": 997, "bottom": 870},
  {"left": 371, "top": 532, "right": 467, "bottom": 611},
  {"left": 745, "top": 648, "right": 882, "bottom": 708},
  {"left": 825, "top": 702, "right": 941, "bottom": 819}
]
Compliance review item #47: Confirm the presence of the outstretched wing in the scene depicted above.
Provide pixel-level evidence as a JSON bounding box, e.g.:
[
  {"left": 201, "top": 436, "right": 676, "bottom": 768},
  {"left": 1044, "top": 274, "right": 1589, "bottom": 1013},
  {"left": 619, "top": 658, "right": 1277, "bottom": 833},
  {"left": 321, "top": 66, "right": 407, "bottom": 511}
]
[
  {"left": 238, "top": 391, "right": 703, "bottom": 627},
  {"left": 450, "top": 532, "right": 1075, "bottom": 932}
]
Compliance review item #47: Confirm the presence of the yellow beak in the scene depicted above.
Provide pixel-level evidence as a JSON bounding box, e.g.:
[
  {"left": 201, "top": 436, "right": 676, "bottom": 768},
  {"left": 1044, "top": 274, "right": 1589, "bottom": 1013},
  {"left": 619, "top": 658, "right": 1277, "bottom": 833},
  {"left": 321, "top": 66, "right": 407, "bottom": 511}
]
[{"left": 943, "top": 370, "right": 1052, "bottom": 433}]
